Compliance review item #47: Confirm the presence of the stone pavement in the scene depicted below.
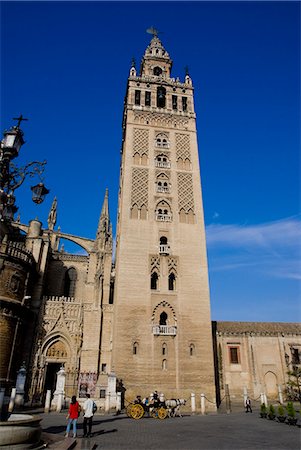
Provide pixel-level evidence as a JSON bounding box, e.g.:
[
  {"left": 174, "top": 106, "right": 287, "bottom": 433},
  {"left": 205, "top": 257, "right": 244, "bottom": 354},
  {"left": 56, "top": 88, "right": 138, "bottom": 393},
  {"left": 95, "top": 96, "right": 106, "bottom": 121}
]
[{"left": 38, "top": 408, "right": 301, "bottom": 450}]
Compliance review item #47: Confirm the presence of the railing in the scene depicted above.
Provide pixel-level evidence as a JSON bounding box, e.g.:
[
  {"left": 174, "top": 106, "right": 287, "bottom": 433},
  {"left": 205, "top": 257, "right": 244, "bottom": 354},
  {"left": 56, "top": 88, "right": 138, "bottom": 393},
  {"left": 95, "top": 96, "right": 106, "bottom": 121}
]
[
  {"left": 159, "top": 245, "right": 170, "bottom": 255},
  {"left": 1, "top": 240, "right": 35, "bottom": 265},
  {"left": 157, "top": 186, "right": 170, "bottom": 193},
  {"left": 155, "top": 161, "right": 171, "bottom": 169},
  {"left": 156, "top": 213, "right": 172, "bottom": 222},
  {"left": 152, "top": 325, "right": 177, "bottom": 336},
  {"left": 43, "top": 295, "right": 76, "bottom": 303}
]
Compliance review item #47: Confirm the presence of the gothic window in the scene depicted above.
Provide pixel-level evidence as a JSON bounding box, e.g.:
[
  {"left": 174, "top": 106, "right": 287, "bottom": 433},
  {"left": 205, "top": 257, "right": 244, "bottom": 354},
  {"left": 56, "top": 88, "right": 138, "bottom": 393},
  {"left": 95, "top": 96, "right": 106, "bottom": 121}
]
[
  {"left": 162, "top": 359, "right": 167, "bottom": 370},
  {"left": 155, "top": 154, "right": 170, "bottom": 168},
  {"left": 151, "top": 272, "right": 159, "bottom": 290},
  {"left": 109, "top": 281, "right": 114, "bottom": 304},
  {"left": 172, "top": 95, "right": 178, "bottom": 110},
  {"left": 63, "top": 267, "right": 77, "bottom": 297},
  {"left": 162, "top": 343, "right": 167, "bottom": 356},
  {"left": 156, "top": 173, "right": 170, "bottom": 193},
  {"left": 229, "top": 346, "right": 240, "bottom": 364},
  {"left": 154, "top": 66, "right": 163, "bottom": 76},
  {"left": 145, "top": 91, "right": 151, "bottom": 106},
  {"left": 182, "top": 96, "right": 187, "bottom": 111},
  {"left": 157, "top": 86, "right": 166, "bottom": 108},
  {"left": 189, "top": 344, "right": 195, "bottom": 356},
  {"left": 155, "top": 133, "right": 169, "bottom": 148},
  {"left": 133, "top": 342, "right": 138, "bottom": 355},
  {"left": 160, "top": 311, "right": 167, "bottom": 325},
  {"left": 135, "top": 90, "right": 141, "bottom": 105},
  {"left": 168, "top": 272, "right": 176, "bottom": 291},
  {"left": 156, "top": 200, "right": 172, "bottom": 222}
]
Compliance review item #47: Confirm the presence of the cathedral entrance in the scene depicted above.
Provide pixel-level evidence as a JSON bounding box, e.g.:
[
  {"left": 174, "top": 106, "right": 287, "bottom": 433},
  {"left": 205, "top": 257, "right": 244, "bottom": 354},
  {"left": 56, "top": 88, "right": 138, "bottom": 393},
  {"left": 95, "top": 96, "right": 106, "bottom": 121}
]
[{"left": 44, "top": 362, "right": 61, "bottom": 398}]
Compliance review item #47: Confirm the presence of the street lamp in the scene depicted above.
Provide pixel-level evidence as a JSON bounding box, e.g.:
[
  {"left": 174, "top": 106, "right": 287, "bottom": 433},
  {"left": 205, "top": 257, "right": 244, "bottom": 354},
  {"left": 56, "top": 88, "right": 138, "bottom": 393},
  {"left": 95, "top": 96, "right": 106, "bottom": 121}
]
[{"left": 0, "top": 115, "right": 49, "bottom": 224}]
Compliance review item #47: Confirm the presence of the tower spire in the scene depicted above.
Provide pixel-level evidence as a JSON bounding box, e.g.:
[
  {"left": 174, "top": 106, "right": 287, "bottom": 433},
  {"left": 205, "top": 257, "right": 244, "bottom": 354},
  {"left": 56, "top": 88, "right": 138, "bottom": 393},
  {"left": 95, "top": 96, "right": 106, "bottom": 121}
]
[
  {"left": 47, "top": 197, "right": 57, "bottom": 230},
  {"left": 96, "top": 188, "right": 112, "bottom": 251}
]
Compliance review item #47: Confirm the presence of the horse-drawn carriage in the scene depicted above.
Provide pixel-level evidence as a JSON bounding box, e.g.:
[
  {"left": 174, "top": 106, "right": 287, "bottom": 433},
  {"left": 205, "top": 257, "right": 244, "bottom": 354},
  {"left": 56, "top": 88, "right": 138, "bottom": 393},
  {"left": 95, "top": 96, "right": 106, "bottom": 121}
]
[
  {"left": 126, "top": 396, "right": 186, "bottom": 419},
  {"left": 126, "top": 400, "right": 168, "bottom": 420}
]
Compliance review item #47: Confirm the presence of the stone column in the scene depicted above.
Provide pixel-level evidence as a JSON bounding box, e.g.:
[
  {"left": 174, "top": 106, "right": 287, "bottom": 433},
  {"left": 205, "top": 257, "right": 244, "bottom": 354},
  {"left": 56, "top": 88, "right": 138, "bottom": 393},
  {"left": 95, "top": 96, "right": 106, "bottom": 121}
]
[
  {"left": 200, "top": 393, "right": 205, "bottom": 415},
  {"left": 116, "top": 392, "right": 122, "bottom": 413},
  {"left": 190, "top": 393, "right": 195, "bottom": 414},
  {"left": 8, "top": 388, "right": 16, "bottom": 412},
  {"left": 278, "top": 385, "right": 283, "bottom": 404},
  {"left": 44, "top": 390, "right": 51, "bottom": 413}
]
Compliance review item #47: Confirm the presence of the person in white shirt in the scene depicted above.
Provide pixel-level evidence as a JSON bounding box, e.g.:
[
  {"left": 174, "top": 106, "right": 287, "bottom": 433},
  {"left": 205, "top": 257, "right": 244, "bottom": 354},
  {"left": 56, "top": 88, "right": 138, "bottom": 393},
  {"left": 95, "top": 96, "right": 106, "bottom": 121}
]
[{"left": 83, "top": 393, "right": 94, "bottom": 437}]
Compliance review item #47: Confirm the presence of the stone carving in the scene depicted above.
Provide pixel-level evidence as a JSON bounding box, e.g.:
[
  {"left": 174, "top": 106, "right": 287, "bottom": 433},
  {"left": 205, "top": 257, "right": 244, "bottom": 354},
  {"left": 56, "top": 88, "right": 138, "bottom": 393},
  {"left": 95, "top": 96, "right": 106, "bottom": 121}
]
[
  {"left": 177, "top": 172, "right": 194, "bottom": 213},
  {"left": 133, "top": 112, "right": 189, "bottom": 129},
  {"left": 168, "top": 257, "right": 178, "bottom": 274},
  {"left": 131, "top": 168, "right": 149, "bottom": 209},
  {"left": 150, "top": 256, "right": 160, "bottom": 273},
  {"left": 133, "top": 128, "right": 149, "bottom": 155},
  {"left": 176, "top": 133, "right": 191, "bottom": 161}
]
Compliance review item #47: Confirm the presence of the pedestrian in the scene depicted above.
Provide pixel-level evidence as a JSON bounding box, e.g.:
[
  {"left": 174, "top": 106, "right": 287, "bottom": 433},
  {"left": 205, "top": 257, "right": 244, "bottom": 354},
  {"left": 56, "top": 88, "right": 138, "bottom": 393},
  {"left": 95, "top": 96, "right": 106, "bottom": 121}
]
[
  {"left": 65, "top": 395, "right": 81, "bottom": 438},
  {"left": 245, "top": 397, "right": 252, "bottom": 413},
  {"left": 83, "top": 393, "right": 95, "bottom": 437}
]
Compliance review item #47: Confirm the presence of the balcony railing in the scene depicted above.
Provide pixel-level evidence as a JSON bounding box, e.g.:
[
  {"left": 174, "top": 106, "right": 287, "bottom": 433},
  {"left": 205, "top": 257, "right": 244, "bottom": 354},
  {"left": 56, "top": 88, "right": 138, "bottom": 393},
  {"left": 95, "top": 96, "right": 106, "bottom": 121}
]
[
  {"left": 156, "top": 213, "right": 172, "bottom": 222},
  {"left": 152, "top": 325, "right": 177, "bottom": 336},
  {"left": 159, "top": 244, "right": 170, "bottom": 255},
  {"left": 157, "top": 186, "right": 170, "bottom": 193},
  {"left": 155, "top": 161, "right": 171, "bottom": 169}
]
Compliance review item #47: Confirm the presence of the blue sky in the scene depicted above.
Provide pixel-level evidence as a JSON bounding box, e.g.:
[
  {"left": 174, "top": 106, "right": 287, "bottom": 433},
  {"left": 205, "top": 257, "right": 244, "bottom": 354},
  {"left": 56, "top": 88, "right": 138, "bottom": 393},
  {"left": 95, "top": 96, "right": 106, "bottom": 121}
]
[{"left": 1, "top": 1, "right": 300, "bottom": 322}]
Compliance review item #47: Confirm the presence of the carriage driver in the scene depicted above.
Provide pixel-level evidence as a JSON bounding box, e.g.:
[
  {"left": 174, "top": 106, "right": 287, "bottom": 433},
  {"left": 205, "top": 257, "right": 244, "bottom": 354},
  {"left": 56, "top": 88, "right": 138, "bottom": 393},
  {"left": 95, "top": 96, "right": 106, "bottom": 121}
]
[{"left": 134, "top": 395, "right": 143, "bottom": 404}]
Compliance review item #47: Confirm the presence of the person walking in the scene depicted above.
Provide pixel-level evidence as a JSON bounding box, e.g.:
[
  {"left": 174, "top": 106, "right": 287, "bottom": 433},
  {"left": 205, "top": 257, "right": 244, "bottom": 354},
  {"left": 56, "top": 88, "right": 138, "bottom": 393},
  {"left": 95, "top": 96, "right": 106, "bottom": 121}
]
[
  {"left": 65, "top": 395, "right": 81, "bottom": 438},
  {"left": 83, "top": 393, "right": 94, "bottom": 437},
  {"left": 245, "top": 397, "right": 252, "bottom": 413}
]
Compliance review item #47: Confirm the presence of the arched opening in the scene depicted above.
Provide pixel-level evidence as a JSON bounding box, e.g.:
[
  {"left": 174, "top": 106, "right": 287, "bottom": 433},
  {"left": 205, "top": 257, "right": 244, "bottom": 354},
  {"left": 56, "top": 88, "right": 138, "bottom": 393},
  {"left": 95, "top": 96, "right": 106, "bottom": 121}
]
[
  {"left": 160, "top": 236, "right": 168, "bottom": 245},
  {"left": 63, "top": 267, "right": 77, "bottom": 297},
  {"left": 160, "top": 311, "right": 167, "bottom": 325},
  {"left": 189, "top": 344, "right": 195, "bottom": 356},
  {"left": 157, "top": 86, "right": 166, "bottom": 108},
  {"left": 133, "top": 342, "right": 138, "bottom": 355},
  {"left": 154, "top": 66, "right": 162, "bottom": 76},
  {"left": 151, "top": 272, "right": 159, "bottom": 290},
  {"left": 162, "top": 359, "right": 167, "bottom": 370},
  {"left": 162, "top": 343, "right": 167, "bottom": 356},
  {"left": 168, "top": 272, "right": 176, "bottom": 291}
]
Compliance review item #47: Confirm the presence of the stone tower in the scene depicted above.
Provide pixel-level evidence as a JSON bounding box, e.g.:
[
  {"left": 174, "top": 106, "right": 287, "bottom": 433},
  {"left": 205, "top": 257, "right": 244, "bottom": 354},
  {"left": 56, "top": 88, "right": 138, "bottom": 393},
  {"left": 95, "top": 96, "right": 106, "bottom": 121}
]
[{"left": 112, "top": 33, "right": 216, "bottom": 406}]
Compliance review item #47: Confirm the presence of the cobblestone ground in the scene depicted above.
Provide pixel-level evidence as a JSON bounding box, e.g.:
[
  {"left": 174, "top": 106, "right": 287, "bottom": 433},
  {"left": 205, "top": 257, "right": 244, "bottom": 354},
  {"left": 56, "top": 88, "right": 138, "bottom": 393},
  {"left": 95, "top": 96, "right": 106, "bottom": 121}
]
[{"left": 39, "top": 409, "right": 301, "bottom": 450}]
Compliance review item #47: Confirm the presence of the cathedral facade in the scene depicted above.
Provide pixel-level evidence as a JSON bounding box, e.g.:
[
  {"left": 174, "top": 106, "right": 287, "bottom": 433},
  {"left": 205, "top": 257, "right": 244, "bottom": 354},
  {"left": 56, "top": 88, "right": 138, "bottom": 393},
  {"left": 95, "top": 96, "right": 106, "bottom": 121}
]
[{"left": 0, "top": 33, "right": 300, "bottom": 411}]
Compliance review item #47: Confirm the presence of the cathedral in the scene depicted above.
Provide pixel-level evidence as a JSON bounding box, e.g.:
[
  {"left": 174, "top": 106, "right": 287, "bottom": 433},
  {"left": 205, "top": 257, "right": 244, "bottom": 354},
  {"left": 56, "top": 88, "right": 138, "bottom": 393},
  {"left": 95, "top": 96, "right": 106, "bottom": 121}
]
[{"left": 0, "top": 33, "right": 300, "bottom": 412}]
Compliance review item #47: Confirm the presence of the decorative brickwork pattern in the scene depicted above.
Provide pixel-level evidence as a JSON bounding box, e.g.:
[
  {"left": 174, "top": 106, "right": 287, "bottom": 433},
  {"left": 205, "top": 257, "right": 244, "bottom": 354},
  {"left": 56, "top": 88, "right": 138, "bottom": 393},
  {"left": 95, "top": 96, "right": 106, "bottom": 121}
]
[
  {"left": 177, "top": 173, "right": 194, "bottom": 212},
  {"left": 133, "top": 128, "right": 149, "bottom": 155},
  {"left": 150, "top": 256, "right": 160, "bottom": 273},
  {"left": 131, "top": 168, "right": 149, "bottom": 208},
  {"left": 168, "top": 257, "right": 178, "bottom": 275},
  {"left": 133, "top": 112, "right": 189, "bottom": 129},
  {"left": 176, "top": 133, "right": 191, "bottom": 161}
]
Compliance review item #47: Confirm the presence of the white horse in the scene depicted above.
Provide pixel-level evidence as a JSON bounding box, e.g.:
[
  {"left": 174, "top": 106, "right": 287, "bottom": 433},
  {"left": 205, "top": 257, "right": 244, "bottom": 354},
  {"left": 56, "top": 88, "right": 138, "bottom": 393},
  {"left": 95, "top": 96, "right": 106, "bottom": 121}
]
[{"left": 165, "top": 398, "right": 186, "bottom": 417}]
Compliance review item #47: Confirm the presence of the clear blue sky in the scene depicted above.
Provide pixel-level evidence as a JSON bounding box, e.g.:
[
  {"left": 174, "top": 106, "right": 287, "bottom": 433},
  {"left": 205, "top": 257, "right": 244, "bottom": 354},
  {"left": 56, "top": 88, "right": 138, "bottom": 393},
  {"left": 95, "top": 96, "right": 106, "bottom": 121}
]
[{"left": 1, "top": 1, "right": 300, "bottom": 322}]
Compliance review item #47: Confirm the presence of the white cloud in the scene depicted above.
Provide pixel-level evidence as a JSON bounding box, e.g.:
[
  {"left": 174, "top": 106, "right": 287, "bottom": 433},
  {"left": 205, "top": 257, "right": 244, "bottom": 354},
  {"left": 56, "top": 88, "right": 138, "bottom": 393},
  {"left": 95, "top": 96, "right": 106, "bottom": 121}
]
[{"left": 205, "top": 216, "right": 301, "bottom": 280}]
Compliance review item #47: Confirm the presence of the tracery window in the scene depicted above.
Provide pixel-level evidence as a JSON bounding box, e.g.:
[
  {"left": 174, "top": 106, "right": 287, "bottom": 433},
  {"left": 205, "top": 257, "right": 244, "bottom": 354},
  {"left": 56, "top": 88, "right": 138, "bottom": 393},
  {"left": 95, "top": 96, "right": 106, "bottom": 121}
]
[
  {"left": 151, "top": 272, "right": 159, "bottom": 290},
  {"left": 168, "top": 272, "right": 176, "bottom": 291},
  {"left": 157, "top": 86, "right": 166, "bottom": 108},
  {"left": 63, "top": 267, "right": 77, "bottom": 297}
]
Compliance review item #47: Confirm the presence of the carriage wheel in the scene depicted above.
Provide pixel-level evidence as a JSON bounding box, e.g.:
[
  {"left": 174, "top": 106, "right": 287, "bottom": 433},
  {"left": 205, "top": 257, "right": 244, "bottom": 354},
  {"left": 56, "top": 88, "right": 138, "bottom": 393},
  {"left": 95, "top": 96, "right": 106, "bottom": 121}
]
[
  {"left": 126, "top": 404, "right": 133, "bottom": 417},
  {"left": 150, "top": 408, "right": 158, "bottom": 419},
  {"left": 158, "top": 407, "right": 167, "bottom": 420},
  {"left": 131, "top": 403, "right": 144, "bottom": 419}
]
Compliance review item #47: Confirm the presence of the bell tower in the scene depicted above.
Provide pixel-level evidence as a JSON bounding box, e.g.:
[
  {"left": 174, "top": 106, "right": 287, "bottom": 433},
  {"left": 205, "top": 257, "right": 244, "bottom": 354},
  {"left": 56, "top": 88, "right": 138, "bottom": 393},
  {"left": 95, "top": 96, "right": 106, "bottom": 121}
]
[{"left": 112, "top": 31, "right": 216, "bottom": 407}]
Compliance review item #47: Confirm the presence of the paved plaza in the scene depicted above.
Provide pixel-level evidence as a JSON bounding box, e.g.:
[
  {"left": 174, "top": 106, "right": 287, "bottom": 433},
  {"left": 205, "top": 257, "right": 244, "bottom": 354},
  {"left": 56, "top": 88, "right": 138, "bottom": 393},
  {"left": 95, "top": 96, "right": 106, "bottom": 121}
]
[{"left": 39, "top": 408, "right": 301, "bottom": 450}]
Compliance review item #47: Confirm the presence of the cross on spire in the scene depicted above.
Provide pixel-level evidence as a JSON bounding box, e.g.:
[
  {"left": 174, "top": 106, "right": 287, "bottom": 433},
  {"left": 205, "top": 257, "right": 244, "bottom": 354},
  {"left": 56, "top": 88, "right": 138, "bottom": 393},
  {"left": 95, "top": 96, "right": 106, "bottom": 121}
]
[{"left": 13, "top": 114, "right": 28, "bottom": 128}]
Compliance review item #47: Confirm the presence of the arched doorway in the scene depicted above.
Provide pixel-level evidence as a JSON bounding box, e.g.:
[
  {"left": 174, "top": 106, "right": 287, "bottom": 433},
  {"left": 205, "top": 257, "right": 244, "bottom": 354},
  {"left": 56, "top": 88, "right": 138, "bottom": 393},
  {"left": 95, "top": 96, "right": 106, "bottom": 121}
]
[{"left": 264, "top": 371, "right": 278, "bottom": 399}]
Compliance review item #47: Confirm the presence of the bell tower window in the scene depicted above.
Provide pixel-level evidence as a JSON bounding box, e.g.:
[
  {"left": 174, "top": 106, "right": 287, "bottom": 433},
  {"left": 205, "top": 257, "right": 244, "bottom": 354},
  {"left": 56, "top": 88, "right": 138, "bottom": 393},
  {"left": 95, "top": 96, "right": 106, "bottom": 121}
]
[
  {"left": 160, "top": 311, "right": 168, "bottom": 325},
  {"left": 182, "top": 96, "right": 187, "bottom": 111},
  {"left": 157, "top": 87, "right": 166, "bottom": 108},
  {"left": 135, "top": 90, "right": 141, "bottom": 105},
  {"left": 154, "top": 66, "right": 162, "bottom": 76},
  {"left": 145, "top": 91, "right": 151, "bottom": 106},
  {"left": 172, "top": 95, "right": 178, "bottom": 110}
]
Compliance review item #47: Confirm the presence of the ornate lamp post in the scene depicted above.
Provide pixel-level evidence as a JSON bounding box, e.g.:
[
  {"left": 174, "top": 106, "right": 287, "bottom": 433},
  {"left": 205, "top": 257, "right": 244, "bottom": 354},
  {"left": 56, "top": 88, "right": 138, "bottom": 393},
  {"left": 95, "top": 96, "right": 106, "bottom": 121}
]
[{"left": 0, "top": 115, "right": 49, "bottom": 228}]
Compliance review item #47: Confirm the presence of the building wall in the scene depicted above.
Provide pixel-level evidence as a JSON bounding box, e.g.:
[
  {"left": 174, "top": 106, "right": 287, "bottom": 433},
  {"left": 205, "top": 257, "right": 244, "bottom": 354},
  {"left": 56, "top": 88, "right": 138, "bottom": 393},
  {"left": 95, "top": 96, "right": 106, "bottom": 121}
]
[{"left": 215, "top": 322, "right": 301, "bottom": 403}]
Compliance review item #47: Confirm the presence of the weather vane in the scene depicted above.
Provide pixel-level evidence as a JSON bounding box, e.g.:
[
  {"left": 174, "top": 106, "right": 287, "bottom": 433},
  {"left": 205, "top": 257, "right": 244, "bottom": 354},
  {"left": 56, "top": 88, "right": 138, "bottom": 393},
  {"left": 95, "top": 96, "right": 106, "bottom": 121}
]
[{"left": 146, "top": 26, "right": 161, "bottom": 37}]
